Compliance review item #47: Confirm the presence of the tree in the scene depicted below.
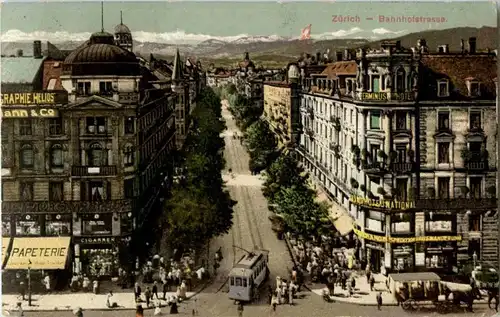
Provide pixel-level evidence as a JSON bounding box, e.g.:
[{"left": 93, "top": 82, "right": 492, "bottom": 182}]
[
  {"left": 245, "top": 120, "right": 277, "bottom": 172},
  {"left": 263, "top": 154, "right": 309, "bottom": 202},
  {"left": 275, "top": 186, "right": 332, "bottom": 238}
]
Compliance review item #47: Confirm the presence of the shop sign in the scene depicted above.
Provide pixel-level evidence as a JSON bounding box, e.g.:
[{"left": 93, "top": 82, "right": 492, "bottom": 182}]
[
  {"left": 1, "top": 92, "right": 68, "bottom": 106},
  {"left": 353, "top": 226, "right": 462, "bottom": 244},
  {"left": 1, "top": 108, "right": 59, "bottom": 118},
  {"left": 360, "top": 92, "right": 414, "bottom": 102},
  {"left": 350, "top": 195, "right": 414, "bottom": 210},
  {"left": 77, "top": 237, "right": 116, "bottom": 244},
  {"left": 5, "top": 237, "right": 71, "bottom": 270}
]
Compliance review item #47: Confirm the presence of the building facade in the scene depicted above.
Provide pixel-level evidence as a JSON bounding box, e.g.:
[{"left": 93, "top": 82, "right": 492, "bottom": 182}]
[
  {"left": 296, "top": 39, "right": 497, "bottom": 273},
  {"left": 1, "top": 27, "right": 176, "bottom": 284}
]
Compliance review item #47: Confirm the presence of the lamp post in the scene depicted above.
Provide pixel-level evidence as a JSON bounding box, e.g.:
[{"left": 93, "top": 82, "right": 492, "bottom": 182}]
[{"left": 27, "top": 259, "right": 32, "bottom": 306}]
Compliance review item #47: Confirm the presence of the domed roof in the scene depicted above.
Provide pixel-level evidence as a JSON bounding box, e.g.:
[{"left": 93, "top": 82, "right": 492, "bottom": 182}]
[
  {"left": 115, "top": 23, "right": 131, "bottom": 34},
  {"left": 63, "top": 31, "right": 139, "bottom": 76}
]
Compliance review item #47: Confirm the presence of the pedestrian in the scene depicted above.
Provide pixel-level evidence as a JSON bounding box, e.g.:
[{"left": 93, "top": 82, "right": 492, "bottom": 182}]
[
  {"left": 73, "top": 307, "right": 83, "bottom": 317},
  {"left": 152, "top": 281, "right": 159, "bottom": 299},
  {"left": 136, "top": 304, "right": 144, "bottom": 317},
  {"left": 106, "top": 291, "right": 118, "bottom": 308},
  {"left": 376, "top": 291, "right": 383, "bottom": 310},
  {"left": 237, "top": 302, "right": 244, "bottom": 317},
  {"left": 134, "top": 282, "right": 142, "bottom": 302},
  {"left": 19, "top": 281, "right": 26, "bottom": 301},
  {"left": 15, "top": 302, "right": 24, "bottom": 317},
  {"left": 271, "top": 293, "right": 278, "bottom": 311},
  {"left": 43, "top": 274, "right": 51, "bottom": 294},
  {"left": 288, "top": 283, "right": 293, "bottom": 305},
  {"left": 145, "top": 287, "right": 152, "bottom": 308},
  {"left": 370, "top": 275, "right": 375, "bottom": 291}
]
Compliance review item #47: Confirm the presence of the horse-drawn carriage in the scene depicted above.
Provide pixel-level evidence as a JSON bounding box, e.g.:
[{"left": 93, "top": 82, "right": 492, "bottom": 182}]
[{"left": 388, "top": 272, "right": 476, "bottom": 314}]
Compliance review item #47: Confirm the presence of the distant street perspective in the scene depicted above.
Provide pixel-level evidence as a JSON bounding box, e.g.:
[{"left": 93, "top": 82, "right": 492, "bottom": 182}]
[{"left": 1, "top": 2, "right": 500, "bottom": 317}]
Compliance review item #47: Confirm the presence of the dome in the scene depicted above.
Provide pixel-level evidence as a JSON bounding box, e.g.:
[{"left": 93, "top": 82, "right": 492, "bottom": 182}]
[
  {"left": 63, "top": 31, "right": 139, "bottom": 76},
  {"left": 114, "top": 23, "right": 131, "bottom": 34}
]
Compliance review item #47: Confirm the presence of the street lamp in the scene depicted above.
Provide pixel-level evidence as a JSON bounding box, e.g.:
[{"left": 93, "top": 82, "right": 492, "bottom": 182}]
[{"left": 27, "top": 259, "right": 32, "bottom": 306}]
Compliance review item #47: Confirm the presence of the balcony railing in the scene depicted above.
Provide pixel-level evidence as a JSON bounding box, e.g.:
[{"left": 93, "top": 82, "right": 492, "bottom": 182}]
[
  {"left": 1, "top": 199, "right": 134, "bottom": 214},
  {"left": 465, "top": 161, "right": 488, "bottom": 171},
  {"left": 415, "top": 198, "right": 497, "bottom": 210},
  {"left": 71, "top": 165, "right": 118, "bottom": 177},
  {"left": 362, "top": 161, "right": 383, "bottom": 170},
  {"left": 390, "top": 162, "right": 414, "bottom": 173}
]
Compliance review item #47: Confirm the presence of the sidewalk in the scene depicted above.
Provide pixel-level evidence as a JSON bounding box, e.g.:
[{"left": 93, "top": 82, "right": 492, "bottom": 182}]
[
  {"left": 1, "top": 291, "right": 197, "bottom": 312},
  {"left": 310, "top": 273, "right": 492, "bottom": 306}
]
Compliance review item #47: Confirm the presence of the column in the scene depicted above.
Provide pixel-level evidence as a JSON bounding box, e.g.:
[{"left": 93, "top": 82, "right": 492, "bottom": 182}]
[
  {"left": 384, "top": 213, "right": 392, "bottom": 271},
  {"left": 384, "top": 110, "right": 392, "bottom": 155}
]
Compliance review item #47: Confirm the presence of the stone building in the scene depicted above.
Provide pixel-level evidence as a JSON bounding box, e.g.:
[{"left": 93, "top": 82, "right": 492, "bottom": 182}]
[
  {"left": 114, "top": 12, "right": 133, "bottom": 52},
  {"left": 297, "top": 38, "right": 497, "bottom": 273},
  {"left": 1, "top": 30, "right": 176, "bottom": 282}
]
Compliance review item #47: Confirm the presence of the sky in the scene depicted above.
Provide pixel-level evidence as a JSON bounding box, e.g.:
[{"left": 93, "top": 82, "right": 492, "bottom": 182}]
[{"left": 0, "top": 1, "right": 497, "bottom": 44}]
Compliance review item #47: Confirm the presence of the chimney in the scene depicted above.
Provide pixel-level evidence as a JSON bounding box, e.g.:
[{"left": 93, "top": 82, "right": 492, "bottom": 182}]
[
  {"left": 336, "top": 51, "right": 343, "bottom": 61},
  {"left": 16, "top": 49, "right": 23, "bottom": 57},
  {"left": 468, "top": 37, "right": 476, "bottom": 54},
  {"left": 461, "top": 39, "right": 465, "bottom": 53},
  {"left": 33, "top": 40, "right": 42, "bottom": 59}
]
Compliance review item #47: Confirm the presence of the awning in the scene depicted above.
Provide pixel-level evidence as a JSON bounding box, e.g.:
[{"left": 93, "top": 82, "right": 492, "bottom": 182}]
[
  {"left": 2, "top": 237, "right": 12, "bottom": 267},
  {"left": 5, "top": 237, "right": 71, "bottom": 270},
  {"left": 314, "top": 185, "right": 354, "bottom": 236}
]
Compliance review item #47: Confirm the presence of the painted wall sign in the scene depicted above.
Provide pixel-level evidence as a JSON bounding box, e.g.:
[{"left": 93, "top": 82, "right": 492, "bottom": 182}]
[
  {"left": 1, "top": 108, "right": 59, "bottom": 118},
  {"left": 360, "top": 92, "right": 414, "bottom": 102},
  {"left": 5, "top": 237, "right": 71, "bottom": 270},
  {"left": 353, "top": 226, "right": 462, "bottom": 244},
  {"left": 350, "top": 195, "right": 414, "bottom": 210},
  {"left": 1, "top": 92, "right": 68, "bottom": 106}
]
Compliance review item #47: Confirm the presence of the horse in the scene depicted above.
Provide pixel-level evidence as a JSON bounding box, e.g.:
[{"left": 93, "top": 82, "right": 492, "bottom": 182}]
[{"left": 443, "top": 286, "right": 476, "bottom": 312}]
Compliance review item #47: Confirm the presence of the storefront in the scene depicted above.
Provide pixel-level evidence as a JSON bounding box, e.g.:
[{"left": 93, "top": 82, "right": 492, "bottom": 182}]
[
  {"left": 365, "top": 241, "right": 385, "bottom": 272},
  {"left": 45, "top": 214, "right": 72, "bottom": 236},
  {"left": 15, "top": 214, "right": 42, "bottom": 236},
  {"left": 75, "top": 236, "right": 119, "bottom": 279},
  {"left": 390, "top": 213, "right": 414, "bottom": 235},
  {"left": 425, "top": 241, "right": 456, "bottom": 270},
  {"left": 81, "top": 213, "right": 112, "bottom": 235},
  {"left": 392, "top": 244, "right": 414, "bottom": 271}
]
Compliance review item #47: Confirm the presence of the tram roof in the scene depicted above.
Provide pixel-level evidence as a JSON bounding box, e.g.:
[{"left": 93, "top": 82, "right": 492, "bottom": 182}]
[{"left": 389, "top": 272, "right": 441, "bottom": 282}]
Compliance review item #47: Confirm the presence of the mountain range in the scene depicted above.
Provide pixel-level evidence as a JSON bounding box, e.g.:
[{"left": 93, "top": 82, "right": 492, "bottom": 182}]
[{"left": 1, "top": 26, "right": 496, "bottom": 61}]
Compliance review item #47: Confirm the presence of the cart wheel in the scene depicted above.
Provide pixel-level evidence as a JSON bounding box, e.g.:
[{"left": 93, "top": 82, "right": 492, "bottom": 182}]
[{"left": 401, "top": 301, "right": 411, "bottom": 310}]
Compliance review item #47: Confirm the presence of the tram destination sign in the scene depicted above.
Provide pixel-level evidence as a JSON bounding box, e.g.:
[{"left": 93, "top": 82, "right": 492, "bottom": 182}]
[{"left": 1, "top": 91, "right": 68, "bottom": 106}]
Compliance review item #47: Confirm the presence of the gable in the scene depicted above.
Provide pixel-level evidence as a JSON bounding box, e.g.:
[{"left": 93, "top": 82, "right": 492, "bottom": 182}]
[{"left": 66, "top": 95, "right": 123, "bottom": 110}]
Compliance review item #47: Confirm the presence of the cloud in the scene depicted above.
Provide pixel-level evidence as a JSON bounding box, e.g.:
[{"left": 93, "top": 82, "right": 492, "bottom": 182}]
[{"left": 372, "top": 28, "right": 406, "bottom": 35}]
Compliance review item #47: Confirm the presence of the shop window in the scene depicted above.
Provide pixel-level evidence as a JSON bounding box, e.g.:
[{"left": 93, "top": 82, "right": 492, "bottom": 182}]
[
  {"left": 45, "top": 214, "right": 71, "bottom": 236},
  {"left": 87, "top": 143, "right": 107, "bottom": 166},
  {"left": 369, "top": 111, "right": 381, "bottom": 130},
  {"left": 395, "top": 111, "right": 407, "bottom": 130},
  {"left": 81, "top": 248, "right": 118, "bottom": 277},
  {"left": 470, "top": 177, "right": 482, "bottom": 199},
  {"left": 19, "top": 119, "right": 32, "bottom": 136},
  {"left": 469, "top": 111, "right": 481, "bottom": 130},
  {"left": 2, "top": 215, "right": 11, "bottom": 236},
  {"left": 437, "top": 142, "right": 450, "bottom": 164},
  {"left": 82, "top": 213, "right": 112, "bottom": 235},
  {"left": 86, "top": 117, "right": 107, "bottom": 134},
  {"left": 50, "top": 144, "right": 64, "bottom": 168},
  {"left": 438, "top": 112, "right": 450, "bottom": 130},
  {"left": 469, "top": 214, "right": 481, "bottom": 231},
  {"left": 391, "top": 213, "right": 412, "bottom": 233},
  {"left": 437, "top": 177, "right": 450, "bottom": 199},
  {"left": 124, "top": 117, "right": 135, "bottom": 134},
  {"left": 49, "top": 118, "right": 63, "bottom": 135},
  {"left": 15, "top": 214, "right": 41, "bottom": 236},
  {"left": 77, "top": 82, "right": 91, "bottom": 95},
  {"left": 49, "top": 182, "right": 64, "bottom": 201},
  {"left": 19, "top": 182, "right": 33, "bottom": 201},
  {"left": 124, "top": 144, "right": 134, "bottom": 167},
  {"left": 393, "top": 245, "right": 413, "bottom": 270}
]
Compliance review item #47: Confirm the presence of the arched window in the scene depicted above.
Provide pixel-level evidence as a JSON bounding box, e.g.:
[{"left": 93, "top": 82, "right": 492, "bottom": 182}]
[
  {"left": 87, "top": 143, "right": 105, "bottom": 167},
  {"left": 50, "top": 144, "right": 63, "bottom": 168},
  {"left": 396, "top": 68, "right": 406, "bottom": 92},
  {"left": 20, "top": 143, "right": 34, "bottom": 168},
  {"left": 124, "top": 144, "right": 134, "bottom": 167}
]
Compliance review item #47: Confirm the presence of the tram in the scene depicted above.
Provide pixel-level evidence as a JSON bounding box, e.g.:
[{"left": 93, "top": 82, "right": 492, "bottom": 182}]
[{"left": 228, "top": 249, "right": 269, "bottom": 303}]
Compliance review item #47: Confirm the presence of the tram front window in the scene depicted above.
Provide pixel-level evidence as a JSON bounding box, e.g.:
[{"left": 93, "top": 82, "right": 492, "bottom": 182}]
[
  {"left": 236, "top": 278, "right": 242, "bottom": 286},
  {"left": 243, "top": 278, "right": 247, "bottom": 287}
]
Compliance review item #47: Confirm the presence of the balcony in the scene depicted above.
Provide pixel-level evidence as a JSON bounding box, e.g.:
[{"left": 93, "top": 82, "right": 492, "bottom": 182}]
[
  {"left": 390, "top": 162, "right": 414, "bottom": 173},
  {"left": 71, "top": 165, "right": 118, "bottom": 177},
  {"left": 362, "top": 161, "right": 384, "bottom": 173},
  {"left": 415, "top": 198, "right": 497, "bottom": 210},
  {"left": 465, "top": 161, "right": 488, "bottom": 171},
  {"left": 1, "top": 199, "right": 134, "bottom": 214}
]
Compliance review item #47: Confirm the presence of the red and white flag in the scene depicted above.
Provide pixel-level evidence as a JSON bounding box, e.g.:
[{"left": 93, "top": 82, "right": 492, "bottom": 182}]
[{"left": 300, "top": 24, "right": 312, "bottom": 40}]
